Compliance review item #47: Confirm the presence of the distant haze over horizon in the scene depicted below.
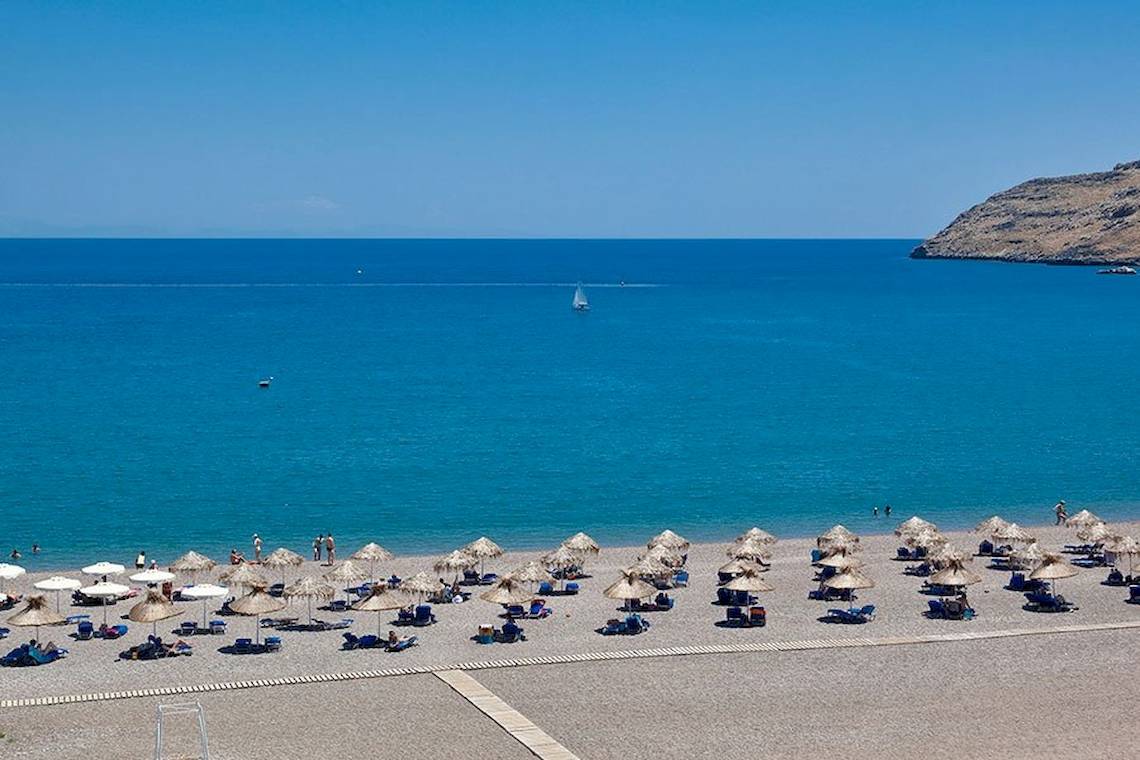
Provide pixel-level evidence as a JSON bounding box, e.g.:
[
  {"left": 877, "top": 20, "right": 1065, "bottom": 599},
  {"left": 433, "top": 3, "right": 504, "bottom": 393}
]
[{"left": 2, "top": 2, "right": 1138, "bottom": 239}]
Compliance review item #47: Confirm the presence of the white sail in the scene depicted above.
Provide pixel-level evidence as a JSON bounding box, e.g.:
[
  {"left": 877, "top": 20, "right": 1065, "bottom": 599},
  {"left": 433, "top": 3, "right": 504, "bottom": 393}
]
[{"left": 572, "top": 284, "right": 589, "bottom": 311}]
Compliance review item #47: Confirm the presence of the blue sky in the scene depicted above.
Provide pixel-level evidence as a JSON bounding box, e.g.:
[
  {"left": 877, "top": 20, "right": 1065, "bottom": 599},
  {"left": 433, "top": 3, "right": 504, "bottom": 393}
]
[{"left": 2, "top": 2, "right": 1138, "bottom": 237}]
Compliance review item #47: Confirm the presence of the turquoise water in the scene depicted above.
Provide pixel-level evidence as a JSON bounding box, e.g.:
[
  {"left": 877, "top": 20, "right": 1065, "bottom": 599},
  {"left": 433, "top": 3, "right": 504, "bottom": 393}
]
[{"left": 2, "top": 239, "right": 1138, "bottom": 569}]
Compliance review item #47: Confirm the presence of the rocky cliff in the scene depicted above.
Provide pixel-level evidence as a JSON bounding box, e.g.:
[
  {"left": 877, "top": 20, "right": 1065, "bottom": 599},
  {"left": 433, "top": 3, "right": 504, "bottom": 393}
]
[{"left": 912, "top": 161, "right": 1140, "bottom": 264}]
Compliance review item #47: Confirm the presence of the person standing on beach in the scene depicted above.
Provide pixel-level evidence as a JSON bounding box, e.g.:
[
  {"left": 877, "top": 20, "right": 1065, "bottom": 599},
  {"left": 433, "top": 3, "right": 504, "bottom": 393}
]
[
  {"left": 314, "top": 534, "right": 323, "bottom": 562},
  {"left": 135, "top": 550, "right": 146, "bottom": 570},
  {"left": 325, "top": 533, "right": 336, "bottom": 565},
  {"left": 1054, "top": 500, "right": 1067, "bottom": 525},
  {"left": 252, "top": 533, "right": 263, "bottom": 562}
]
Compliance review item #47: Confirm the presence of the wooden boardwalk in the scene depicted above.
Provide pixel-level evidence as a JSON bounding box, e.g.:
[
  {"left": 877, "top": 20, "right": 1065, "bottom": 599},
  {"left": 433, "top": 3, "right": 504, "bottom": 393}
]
[
  {"left": 436, "top": 669, "right": 580, "bottom": 760},
  {"left": 3, "top": 618, "right": 1138, "bottom": 709}
]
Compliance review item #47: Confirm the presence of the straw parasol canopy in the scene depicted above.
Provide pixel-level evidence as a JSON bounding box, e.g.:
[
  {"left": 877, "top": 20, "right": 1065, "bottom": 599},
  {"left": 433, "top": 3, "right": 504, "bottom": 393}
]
[
  {"left": 626, "top": 556, "right": 673, "bottom": 579},
  {"left": 894, "top": 516, "right": 937, "bottom": 537},
  {"left": 543, "top": 545, "right": 579, "bottom": 570},
  {"left": 434, "top": 549, "right": 478, "bottom": 579},
  {"left": 8, "top": 594, "right": 65, "bottom": 633},
  {"left": 735, "top": 527, "right": 777, "bottom": 545},
  {"left": 352, "top": 585, "right": 412, "bottom": 635},
  {"left": 723, "top": 566, "right": 774, "bottom": 593},
  {"left": 929, "top": 560, "right": 982, "bottom": 588},
  {"left": 284, "top": 576, "right": 336, "bottom": 624},
  {"left": 219, "top": 563, "right": 269, "bottom": 591},
  {"left": 647, "top": 529, "right": 690, "bottom": 552},
  {"left": 822, "top": 570, "right": 875, "bottom": 591},
  {"left": 906, "top": 528, "right": 947, "bottom": 550},
  {"left": 603, "top": 571, "right": 656, "bottom": 609},
  {"left": 262, "top": 548, "right": 305, "bottom": 584},
  {"left": 729, "top": 540, "right": 773, "bottom": 564},
  {"left": 464, "top": 537, "right": 503, "bottom": 578},
  {"left": 229, "top": 586, "right": 286, "bottom": 646},
  {"left": 1011, "top": 542, "right": 1047, "bottom": 570},
  {"left": 641, "top": 544, "right": 686, "bottom": 568},
  {"left": 33, "top": 576, "right": 82, "bottom": 611},
  {"left": 974, "top": 516, "right": 1010, "bottom": 535},
  {"left": 400, "top": 571, "right": 442, "bottom": 597},
  {"left": 1077, "top": 522, "right": 1111, "bottom": 544},
  {"left": 928, "top": 544, "right": 969, "bottom": 568},
  {"left": 170, "top": 551, "right": 216, "bottom": 574},
  {"left": 993, "top": 523, "right": 1035, "bottom": 545},
  {"left": 324, "top": 560, "right": 370, "bottom": 586},
  {"left": 718, "top": 558, "right": 766, "bottom": 579},
  {"left": 1064, "top": 509, "right": 1103, "bottom": 529},
  {"left": 510, "top": 560, "right": 555, "bottom": 586},
  {"left": 480, "top": 577, "right": 535, "bottom": 607},
  {"left": 1029, "top": 553, "right": 1078, "bottom": 581},
  {"left": 351, "top": 542, "right": 394, "bottom": 581},
  {"left": 1103, "top": 535, "right": 1140, "bottom": 575},
  {"left": 562, "top": 532, "right": 600, "bottom": 555},
  {"left": 817, "top": 550, "right": 865, "bottom": 571},
  {"left": 128, "top": 588, "right": 180, "bottom": 635},
  {"left": 818, "top": 525, "right": 859, "bottom": 545}
]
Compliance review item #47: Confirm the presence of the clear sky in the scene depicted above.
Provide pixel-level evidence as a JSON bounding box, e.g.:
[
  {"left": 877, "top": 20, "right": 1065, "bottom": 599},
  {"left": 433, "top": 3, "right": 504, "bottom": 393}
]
[{"left": 2, "top": 1, "right": 1138, "bottom": 238}]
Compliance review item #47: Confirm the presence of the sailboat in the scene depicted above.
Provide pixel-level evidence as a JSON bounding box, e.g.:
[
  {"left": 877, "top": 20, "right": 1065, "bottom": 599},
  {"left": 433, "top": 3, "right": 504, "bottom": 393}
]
[{"left": 572, "top": 283, "right": 590, "bottom": 312}]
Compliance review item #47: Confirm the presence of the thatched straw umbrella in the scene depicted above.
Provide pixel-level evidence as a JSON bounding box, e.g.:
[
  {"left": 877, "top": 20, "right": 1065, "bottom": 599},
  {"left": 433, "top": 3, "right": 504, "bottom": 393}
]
[
  {"left": 180, "top": 583, "right": 229, "bottom": 628},
  {"left": 895, "top": 516, "right": 937, "bottom": 537},
  {"left": 723, "top": 566, "right": 774, "bottom": 594},
  {"left": 1029, "top": 553, "right": 1079, "bottom": 598},
  {"left": 350, "top": 543, "right": 394, "bottom": 582},
  {"left": 818, "top": 525, "right": 859, "bottom": 549},
  {"left": 1010, "top": 541, "right": 1046, "bottom": 571},
  {"left": 262, "top": 548, "right": 305, "bottom": 585},
  {"left": 219, "top": 563, "right": 269, "bottom": 594},
  {"left": 510, "top": 560, "right": 555, "bottom": 587},
  {"left": 128, "top": 588, "right": 180, "bottom": 636},
  {"left": 729, "top": 539, "right": 772, "bottom": 565},
  {"left": 647, "top": 529, "right": 690, "bottom": 552},
  {"left": 822, "top": 570, "right": 875, "bottom": 602},
  {"left": 480, "top": 577, "right": 534, "bottom": 608},
  {"left": 626, "top": 556, "right": 673, "bottom": 581},
  {"left": 324, "top": 561, "right": 370, "bottom": 600},
  {"left": 463, "top": 537, "right": 504, "bottom": 579},
  {"left": 604, "top": 571, "right": 656, "bottom": 611},
  {"left": 906, "top": 528, "right": 947, "bottom": 550},
  {"left": 929, "top": 559, "right": 982, "bottom": 589},
  {"left": 32, "top": 576, "right": 82, "bottom": 612},
  {"left": 1103, "top": 535, "right": 1140, "bottom": 576},
  {"left": 169, "top": 552, "right": 216, "bottom": 584},
  {"left": 541, "top": 545, "right": 581, "bottom": 592},
  {"left": 352, "top": 585, "right": 411, "bottom": 636},
  {"left": 735, "top": 527, "right": 777, "bottom": 545},
  {"left": 562, "top": 532, "right": 600, "bottom": 556},
  {"left": 718, "top": 558, "right": 766, "bottom": 582},
  {"left": 641, "top": 544, "right": 685, "bottom": 568},
  {"left": 8, "top": 594, "right": 65, "bottom": 638},
  {"left": 817, "top": 550, "right": 864, "bottom": 572},
  {"left": 1065, "top": 509, "right": 1103, "bottom": 529},
  {"left": 284, "top": 576, "right": 336, "bottom": 625},
  {"left": 434, "top": 549, "right": 478, "bottom": 583},
  {"left": 1077, "top": 522, "right": 1111, "bottom": 545},
  {"left": 928, "top": 544, "right": 969, "bottom": 568},
  {"left": 993, "top": 523, "right": 1035, "bottom": 546},
  {"left": 400, "top": 571, "right": 441, "bottom": 598},
  {"left": 974, "top": 516, "right": 1009, "bottom": 536},
  {"left": 229, "top": 586, "right": 285, "bottom": 646}
]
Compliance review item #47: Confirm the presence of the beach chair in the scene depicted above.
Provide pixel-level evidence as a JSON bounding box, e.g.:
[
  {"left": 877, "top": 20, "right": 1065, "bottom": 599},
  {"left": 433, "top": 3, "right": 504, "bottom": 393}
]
[
  {"left": 233, "top": 638, "right": 253, "bottom": 654},
  {"left": 747, "top": 606, "right": 766, "bottom": 627},
  {"left": 538, "top": 582, "right": 555, "bottom": 595},
  {"left": 327, "top": 599, "right": 348, "bottom": 612},
  {"left": 265, "top": 636, "right": 282, "bottom": 652},
  {"left": 724, "top": 606, "right": 743, "bottom": 626},
  {"left": 653, "top": 592, "right": 674, "bottom": 611},
  {"left": 827, "top": 608, "right": 863, "bottom": 624},
  {"left": 505, "top": 604, "right": 526, "bottom": 619},
  {"left": 717, "top": 587, "right": 733, "bottom": 605},
  {"left": 600, "top": 618, "right": 625, "bottom": 636},
  {"left": 462, "top": 570, "right": 480, "bottom": 585},
  {"left": 1007, "top": 572, "right": 1030, "bottom": 591},
  {"left": 810, "top": 549, "right": 823, "bottom": 564},
  {"left": 342, "top": 632, "right": 361, "bottom": 650},
  {"left": 357, "top": 634, "right": 381, "bottom": 648},
  {"left": 528, "top": 600, "right": 552, "bottom": 618},
  {"left": 396, "top": 607, "right": 415, "bottom": 625},
  {"left": 480, "top": 573, "right": 498, "bottom": 585},
  {"left": 927, "top": 599, "right": 946, "bottom": 618},
  {"left": 497, "top": 621, "right": 525, "bottom": 643},
  {"left": 413, "top": 604, "right": 436, "bottom": 627},
  {"left": 1105, "top": 569, "right": 1125, "bottom": 586},
  {"left": 101, "top": 624, "right": 128, "bottom": 639},
  {"left": 388, "top": 635, "right": 417, "bottom": 652},
  {"left": 0, "top": 628, "right": 8, "bottom": 639},
  {"left": 1127, "top": 586, "right": 1140, "bottom": 604},
  {"left": 977, "top": 540, "right": 994, "bottom": 556},
  {"left": 209, "top": 619, "right": 226, "bottom": 635},
  {"left": 625, "top": 614, "right": 650, "bottom": 634},
  {"left": 673, "top": 570, "right": 689, "bottom": 587},
  {"left": 180, "top": 621, "right": 198, "bottom": 636},
  {"left": 387, "top": 575, "right": 402, "bottom": 588},
  {"left": 858, "top": 604, "right": 876, "bottom": 620},
  {"left": 896, "top": 547, "right": 912, "bottom": 560},
  {"left": 564, "top": 582, "right": 580, "bottom": 595},
  {"left": 268, "top": 582, "right": 285, "bottom": 597},
  {"left": 76, "top": 621, "right": 94, "bottom": 640},
  {"left": 65, "top": 613, "right": 90, "bottom": 625}
]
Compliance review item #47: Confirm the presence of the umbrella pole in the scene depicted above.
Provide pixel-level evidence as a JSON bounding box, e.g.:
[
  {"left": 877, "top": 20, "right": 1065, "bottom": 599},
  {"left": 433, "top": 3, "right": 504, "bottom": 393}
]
[{"left": 102, "top": 597, "right": 109, "bottom": 627}]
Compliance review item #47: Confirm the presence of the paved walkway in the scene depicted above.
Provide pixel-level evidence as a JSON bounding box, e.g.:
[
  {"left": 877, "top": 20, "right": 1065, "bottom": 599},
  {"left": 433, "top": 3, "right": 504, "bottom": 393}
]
[{"left": 3, "top": 618, "right": 1138, "bottom": 709}]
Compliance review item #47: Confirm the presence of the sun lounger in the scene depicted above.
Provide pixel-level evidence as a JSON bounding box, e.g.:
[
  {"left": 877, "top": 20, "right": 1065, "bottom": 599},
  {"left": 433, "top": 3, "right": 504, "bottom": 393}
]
[
  {"left": 927, "top": 599, "right": 945, "bottom": 618},
  {"left": 827, "top": 607, "right": 871, "bottom": 624},
  {"left": 652, "top": 593, "right": 674, "bottom": 611},
  {"left": 388, "top": 635, "right": 417, "bottom": 652},
  {"left": 268, "top": 583, "right": 285, "bottom": 597},
  {"left": 209, "top": 619, "right": 226, "bottom": 634},
  {"left": 977, "top": 540, "right": 994, "bottom": 556},
  {"left": 65, "top": 614, "right": 90, "bottom": 625},
  {"left": 1105, "top": 569, "right": 1126, "bottom": 586},
  {"left": 264, "top": 636, "right": 282, "bottom": 652},
  {"left": 99, "top": 624, "right": 128, "bottom": 639},
  {"left": 1128, "top": 586, "right": 1140, "bottom": 604},
  {"left": 233, "top": 638, "right": 253, "bottom": 654},
  {"left": 413, "top": 605, "right": 436, "bottom": 627},
  {"left": 505, "top": 604, "right": 526, "bottom": 619},
  {"left": 673, "top": 570, "right": 689, "bottom": 587},
  {"left": 496, "top": 622, "right": 525, "bottom": 643},
  {"left": 396, "top": 608, "right": 415, "bottom": 625},
  {"left": 564, "top": 582, "right": 580, "bottom": 595},
  {"left": 2, "top": 642, "right": 68, "bottom": 667},
  {"left": 0, "top": 628, "right": 8, "bottom": 639},
  {"left": 716, "top": 587, "right": 733, "bottom": 605},
  {"left": 462, "top": 570, "right": 480, "bottom": 585},
  {"left": 1024, "top": 591, "right": 1075, "bottom": 612},
  {"left": 746, "top": 606, "right": 767, "bottom": 627},
  {"left": 527, "top": 600, "right": 552, "bottom": 618},
  {"left": 725, "top": 606, "right": 744, "bottom": 625},
  {"left": 538, "top": 582, "right": 555, "bottom": 595},
  {"left": 327, "top": 599, "right": 348, "bottom": 612},
  {"left": 624, "top": 613, "right": 650, "bottom": 634},
  {"left": 76, "top": 621, "right": 94, "bottom": 640},
  {"left": 180, "top": 621, "right": 199, "bottom": 636},
  {"left": 810, "top": 549, "right": 823, "bottom": 564}
]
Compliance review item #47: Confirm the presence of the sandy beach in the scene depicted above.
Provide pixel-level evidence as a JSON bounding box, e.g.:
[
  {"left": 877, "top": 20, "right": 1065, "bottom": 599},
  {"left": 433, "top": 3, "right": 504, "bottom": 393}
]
[{"left": 2, "top": 520, "right": 1138, "bottom": 758}]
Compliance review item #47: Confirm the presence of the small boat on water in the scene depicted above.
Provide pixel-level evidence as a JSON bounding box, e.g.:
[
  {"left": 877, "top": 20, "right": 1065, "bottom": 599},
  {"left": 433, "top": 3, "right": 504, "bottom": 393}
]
[
  {"left": 572, "top": 283, "right": 590, "bottom": 311},
  {"left": 258, "top": 377, "right": 273, "bottom": 388},
  {"left": 1097, "top": 265, "right": 1136, "bottom": 275}
]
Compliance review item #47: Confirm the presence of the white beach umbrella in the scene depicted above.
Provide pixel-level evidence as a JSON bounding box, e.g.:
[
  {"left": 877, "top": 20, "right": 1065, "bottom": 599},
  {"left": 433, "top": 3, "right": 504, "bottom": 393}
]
[
  {"left": 78, "top": 581, "right": 130, "bottom": 626},
  {"left": 33, "top": 576, "right": 82, "bottom": 611},
  {"left": 350, "top": 543, "right": 394, "bottom": 582},
  {"left": 82, "top": 561, "right": 125, "bottom": 578},
  {"left": 130, "top": 569, "right": 176, "bottom": 585},
  {"left": 180, "top": 583, "right": 230, "bottom": 628},
  {"left": 0, "top": 563, "right": 26, "bottom": 595}
]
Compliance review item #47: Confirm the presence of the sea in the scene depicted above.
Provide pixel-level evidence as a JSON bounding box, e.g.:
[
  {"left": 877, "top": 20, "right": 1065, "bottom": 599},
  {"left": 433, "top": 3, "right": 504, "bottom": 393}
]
[{"left": 2, "top": 238, "right": 1138, "bottom": 569}]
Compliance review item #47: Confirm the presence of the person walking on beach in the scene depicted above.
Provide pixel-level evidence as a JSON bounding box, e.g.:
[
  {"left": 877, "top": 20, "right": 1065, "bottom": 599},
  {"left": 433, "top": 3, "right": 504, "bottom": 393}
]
[
  {"left": 135, "top": 550, "right": 146, "bottom": 570},
  {"left": 314, "top": 534, "right": 323, "bottom": 562},
  {"left": 252, "top": 533, "right": 263, "bottom": 562},
  {"left": 325, "top": 533, "right": 336, "bottom": 565},
  {"left": 1054, "top": 499, "right": 1067, "bottom": 525}
]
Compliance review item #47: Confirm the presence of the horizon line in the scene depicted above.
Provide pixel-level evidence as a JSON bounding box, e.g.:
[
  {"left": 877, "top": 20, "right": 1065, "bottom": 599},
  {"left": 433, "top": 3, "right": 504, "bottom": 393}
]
[{"left": 0, "top": 235, "right": 926, "bottom": 242}]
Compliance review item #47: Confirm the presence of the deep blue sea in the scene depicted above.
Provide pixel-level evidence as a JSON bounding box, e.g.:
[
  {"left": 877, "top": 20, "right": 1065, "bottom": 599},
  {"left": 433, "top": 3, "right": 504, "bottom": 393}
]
[{"left": 2, "top": 239, "right": 1138, "bottom": 569}]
